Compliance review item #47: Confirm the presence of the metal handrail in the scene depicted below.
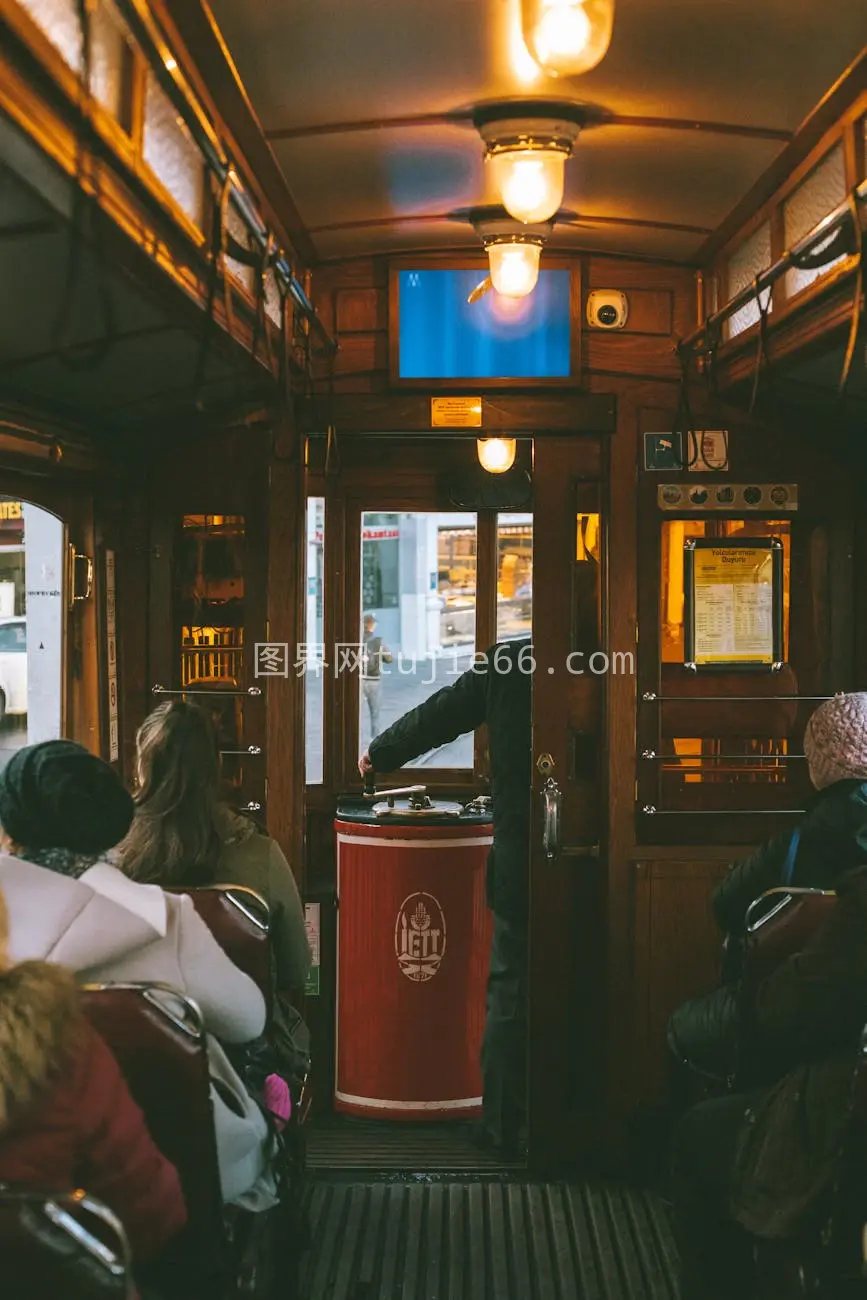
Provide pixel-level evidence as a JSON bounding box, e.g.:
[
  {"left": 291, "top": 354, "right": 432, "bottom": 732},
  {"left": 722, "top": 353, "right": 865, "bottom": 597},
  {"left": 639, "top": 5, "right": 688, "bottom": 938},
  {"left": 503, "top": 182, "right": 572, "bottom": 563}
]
[
  {"left": 744, "top": 886, "right": 834, "bottom": 932},
  {"left": 679, "top": 177, "right": 867, "bottom": 355},
  {"left": 152, "top": 684, "right": 262, "bottom": 697},
  {"left": 108, "top": 0, "right": 336, "bottom": 356},
  {"left": 642, "top": 692, "right": 835, "bottom": 702},
  {"left": 640, "top": 750, "right": 805, "bottom": 759},
  {"left": 642, "top": 805, "right": 806, "bottom": 815}
]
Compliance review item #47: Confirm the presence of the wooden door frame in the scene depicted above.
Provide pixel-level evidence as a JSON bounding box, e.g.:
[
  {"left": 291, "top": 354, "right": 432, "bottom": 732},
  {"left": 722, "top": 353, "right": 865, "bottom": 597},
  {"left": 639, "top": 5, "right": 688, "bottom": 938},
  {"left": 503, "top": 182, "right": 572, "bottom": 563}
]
[
  {"left": 527, "top": 434, "right": 611, "bottom": 1170},
  {"left": 0, "top": 469, "right": 99, "bottom": 752}
]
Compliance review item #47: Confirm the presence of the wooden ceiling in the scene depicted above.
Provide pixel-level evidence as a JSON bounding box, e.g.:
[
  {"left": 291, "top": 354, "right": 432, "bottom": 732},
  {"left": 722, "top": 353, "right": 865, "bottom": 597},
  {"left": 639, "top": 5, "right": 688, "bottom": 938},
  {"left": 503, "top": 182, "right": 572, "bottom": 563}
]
[{"left": 205, "top": 0, "right": 866, "bottom": 265}]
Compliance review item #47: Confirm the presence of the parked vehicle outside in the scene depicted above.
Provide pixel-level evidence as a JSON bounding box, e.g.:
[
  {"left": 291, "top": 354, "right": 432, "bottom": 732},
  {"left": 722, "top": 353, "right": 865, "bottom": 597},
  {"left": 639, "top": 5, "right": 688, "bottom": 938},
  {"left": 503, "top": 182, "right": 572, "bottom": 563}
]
[{"left": 0, "top": 617, "right": 27, "bottom": 720}]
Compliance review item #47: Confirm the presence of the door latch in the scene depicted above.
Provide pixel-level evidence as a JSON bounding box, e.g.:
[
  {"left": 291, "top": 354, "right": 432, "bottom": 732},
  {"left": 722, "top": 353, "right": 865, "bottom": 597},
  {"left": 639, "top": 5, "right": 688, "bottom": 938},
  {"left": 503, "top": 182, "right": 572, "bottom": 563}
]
[
  {"left": 536, "top": 752, "right": 555, "bottom": 776},
  {"left": 541, "top": 776, "right": 561, "bottom": 860}
]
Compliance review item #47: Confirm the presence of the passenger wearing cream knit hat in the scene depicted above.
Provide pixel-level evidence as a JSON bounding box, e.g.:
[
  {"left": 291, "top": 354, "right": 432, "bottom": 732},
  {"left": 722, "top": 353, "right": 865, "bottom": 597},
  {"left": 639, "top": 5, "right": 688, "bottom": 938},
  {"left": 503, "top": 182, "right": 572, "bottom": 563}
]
[
  {"left": 713, "top": 694, "right": 867, "bottom": 939},
  {"left": 668, "top": 692, "right": 867, "bottom": 1086},
  {"left": 804, "top": 693, "right": 867, "bottom": 791}
]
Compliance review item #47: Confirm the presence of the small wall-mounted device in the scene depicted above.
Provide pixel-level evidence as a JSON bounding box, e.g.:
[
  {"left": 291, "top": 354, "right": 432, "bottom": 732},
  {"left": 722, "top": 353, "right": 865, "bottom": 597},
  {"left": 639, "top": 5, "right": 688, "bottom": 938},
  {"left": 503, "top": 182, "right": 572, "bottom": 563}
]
[{"left": 586, "top": 290, "right": 629, "bottom": 329}]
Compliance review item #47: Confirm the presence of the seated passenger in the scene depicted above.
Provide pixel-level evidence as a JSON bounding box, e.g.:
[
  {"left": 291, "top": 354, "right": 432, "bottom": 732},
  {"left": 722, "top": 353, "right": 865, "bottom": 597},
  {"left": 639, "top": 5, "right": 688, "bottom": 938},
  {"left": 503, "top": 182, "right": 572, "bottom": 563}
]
[
  {"left": 671, "top": 862, "right": 867, "bottom": 1300},
  {"left": 715, "top": 692, "right": 867, "bottom": 939},
  {"left": 0, "top": 740, "right": 276, "bottom": 1211},
  {"left": 669, "top": 692, "right": 867, "bottom": 1078},
  {"left": 117, "top": 700, "right": 312, "bottom": 1084},
  {"left": 0, "top": 885, "right": 187, "bottom": 1263}
]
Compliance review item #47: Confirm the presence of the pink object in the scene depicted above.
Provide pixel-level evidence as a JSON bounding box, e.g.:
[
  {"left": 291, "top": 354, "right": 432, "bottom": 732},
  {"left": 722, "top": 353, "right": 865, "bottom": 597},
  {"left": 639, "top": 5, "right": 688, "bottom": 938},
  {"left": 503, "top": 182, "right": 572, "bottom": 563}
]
[{"left": 263, "top": 1073, "right": 292, "bottom": 1130}]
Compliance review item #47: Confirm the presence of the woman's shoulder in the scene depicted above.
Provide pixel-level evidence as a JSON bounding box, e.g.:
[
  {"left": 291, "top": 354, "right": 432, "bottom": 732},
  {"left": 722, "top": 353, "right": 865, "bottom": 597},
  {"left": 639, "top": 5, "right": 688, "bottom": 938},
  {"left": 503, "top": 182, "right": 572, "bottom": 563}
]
[
  {"left": 214, "top": 803, "right": 267, "bottom": 847},
  {"left": 214, "top": 805, "right": 273, "bottom": 875}
]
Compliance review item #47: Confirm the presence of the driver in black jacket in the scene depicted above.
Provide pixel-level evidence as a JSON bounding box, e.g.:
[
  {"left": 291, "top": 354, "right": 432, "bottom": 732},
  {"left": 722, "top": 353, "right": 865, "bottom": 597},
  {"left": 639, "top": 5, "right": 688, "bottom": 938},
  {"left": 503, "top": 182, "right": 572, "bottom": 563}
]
[{"left": 359, "top": 638, "right": 532, "bottom": 1156}]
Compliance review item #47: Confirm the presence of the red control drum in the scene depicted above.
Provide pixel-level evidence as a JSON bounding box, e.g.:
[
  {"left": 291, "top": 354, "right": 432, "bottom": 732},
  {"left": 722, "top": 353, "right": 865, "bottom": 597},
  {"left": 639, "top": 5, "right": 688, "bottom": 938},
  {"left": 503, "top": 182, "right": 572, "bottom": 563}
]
[{"left": 334, "top": 797, "right": 493, "bottom": 1120}]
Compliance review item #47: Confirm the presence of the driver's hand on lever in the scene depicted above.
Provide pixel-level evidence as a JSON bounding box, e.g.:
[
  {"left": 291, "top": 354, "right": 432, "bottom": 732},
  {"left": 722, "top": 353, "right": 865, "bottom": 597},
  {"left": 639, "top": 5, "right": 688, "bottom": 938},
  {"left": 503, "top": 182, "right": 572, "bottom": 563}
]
[{"left": 358, "top": 752, "right": 373, "bottom": 778}]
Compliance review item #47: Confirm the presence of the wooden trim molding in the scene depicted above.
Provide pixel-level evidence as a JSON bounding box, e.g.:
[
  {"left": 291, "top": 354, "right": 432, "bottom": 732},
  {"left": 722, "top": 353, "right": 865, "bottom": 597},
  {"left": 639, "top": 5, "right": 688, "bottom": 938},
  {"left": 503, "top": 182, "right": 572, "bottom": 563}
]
[{"left": 297, "top": 392, "right": 617, "bottom": 434}]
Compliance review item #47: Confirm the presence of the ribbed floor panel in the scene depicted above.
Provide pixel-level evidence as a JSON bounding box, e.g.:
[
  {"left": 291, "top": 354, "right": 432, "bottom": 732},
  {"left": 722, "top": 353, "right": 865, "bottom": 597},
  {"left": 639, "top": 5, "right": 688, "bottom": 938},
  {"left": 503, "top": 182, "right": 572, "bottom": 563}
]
[
  {"left": 299, "top": 1181, "right": 678, "bottom": 1299},
  {"left": 307, "top": 1118, "right": 523, "bottom": 1172}
]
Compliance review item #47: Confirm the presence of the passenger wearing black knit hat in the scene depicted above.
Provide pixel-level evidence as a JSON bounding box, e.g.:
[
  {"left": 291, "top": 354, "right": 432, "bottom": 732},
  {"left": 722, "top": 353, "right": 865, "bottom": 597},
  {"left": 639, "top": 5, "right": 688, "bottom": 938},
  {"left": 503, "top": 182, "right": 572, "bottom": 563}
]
[{"left": 0, "top": 741, "right": 133, "bottom": 872}]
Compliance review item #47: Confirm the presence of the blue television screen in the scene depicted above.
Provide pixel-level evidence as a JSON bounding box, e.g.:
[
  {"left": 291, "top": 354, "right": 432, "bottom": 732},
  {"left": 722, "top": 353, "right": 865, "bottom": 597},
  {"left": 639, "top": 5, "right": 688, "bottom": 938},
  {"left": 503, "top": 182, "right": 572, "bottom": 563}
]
[{"left": 397, "top": 268, "right": 571, "bottom": 379}]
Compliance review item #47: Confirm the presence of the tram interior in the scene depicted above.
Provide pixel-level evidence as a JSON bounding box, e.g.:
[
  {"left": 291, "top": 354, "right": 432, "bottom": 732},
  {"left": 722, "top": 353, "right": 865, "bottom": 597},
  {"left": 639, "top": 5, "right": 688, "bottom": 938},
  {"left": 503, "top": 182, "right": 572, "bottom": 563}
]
[{"left": 0, "top": 0, "right": 866, "bottom": 1295}]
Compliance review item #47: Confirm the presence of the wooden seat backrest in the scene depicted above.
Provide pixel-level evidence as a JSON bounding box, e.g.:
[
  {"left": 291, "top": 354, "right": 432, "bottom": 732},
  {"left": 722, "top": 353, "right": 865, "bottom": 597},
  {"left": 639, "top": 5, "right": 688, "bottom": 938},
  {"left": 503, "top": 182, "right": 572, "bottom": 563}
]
[
  {"left": 167, "top": 885, "right": 273, "bottom": 1017},
  {"left": 0, "top": 1186, "right": 130, "bottom": 1299},
  {"left": 742, "top": 887, "right": 837, "bottom": 991},
  {"left": 79, "top": 983, "right": 225, "bottom": 1272}
]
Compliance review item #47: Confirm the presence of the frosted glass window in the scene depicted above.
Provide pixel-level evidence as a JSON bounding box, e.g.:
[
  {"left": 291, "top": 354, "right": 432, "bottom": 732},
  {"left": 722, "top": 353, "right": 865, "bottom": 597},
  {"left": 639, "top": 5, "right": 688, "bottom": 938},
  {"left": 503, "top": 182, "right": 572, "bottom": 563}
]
[
  {"left": 784, "top": 145, "right": 847, "bottom": 300},
  {"left": 225, "top": 201, "right": 254, "bottom": 294},
  {"left": 264, "top": 269, "right": 282, "bottom": 326},
  {"left": 17, "top": 0, "right": 130, "bottom": 126},
  {"left": 90, "top": 0, "right": 131, "bottom": 125},
  {"left": 16, "top": 0, "right": 82, "bottom": 71},
  {"left": 726, "top": 223, "right": 772, "bottom": 339},
  {"left": 143, "top": 73, "right": 204, "bottom": 226}
]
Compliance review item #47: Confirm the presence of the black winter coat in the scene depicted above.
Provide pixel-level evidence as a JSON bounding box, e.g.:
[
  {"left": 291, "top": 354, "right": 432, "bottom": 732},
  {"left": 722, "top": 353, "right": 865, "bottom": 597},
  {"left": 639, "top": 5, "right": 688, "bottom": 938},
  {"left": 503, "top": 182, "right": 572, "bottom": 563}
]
[
  {"left": 713, "top": 779, "right": 867, "bottom": 935},
  {"left": 368, "top": 639, "right": 532, "bottom": 923}
]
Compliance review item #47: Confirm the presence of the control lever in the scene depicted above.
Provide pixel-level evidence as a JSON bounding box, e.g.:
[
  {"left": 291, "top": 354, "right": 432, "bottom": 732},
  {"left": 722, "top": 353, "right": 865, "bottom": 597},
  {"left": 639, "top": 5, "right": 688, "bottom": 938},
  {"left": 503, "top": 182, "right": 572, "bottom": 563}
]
[{"left": 364, "top": 782, "right": 428, "bottom": 810}]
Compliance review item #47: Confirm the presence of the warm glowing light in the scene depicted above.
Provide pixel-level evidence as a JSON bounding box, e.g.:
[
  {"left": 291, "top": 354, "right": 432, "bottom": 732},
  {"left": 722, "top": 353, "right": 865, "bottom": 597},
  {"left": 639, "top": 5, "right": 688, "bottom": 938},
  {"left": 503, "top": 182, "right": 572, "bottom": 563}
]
[
  {"left": 487, "top": 241, "right": 542, "bottom": 298},
  {"left": 477, "top": 438, "right": 517, "bottom": 474},
  {"left": 522, "top": 0, "right": 614, "bottom": 76},
  {"left": 508, "top": 0, "right": 542, "bottom": 83},
  {"left": 489, "top": 149, "right": 565, "bottom": 224},
  {"left": 164, "top": 56, "right": 177, "bottom": 72}
]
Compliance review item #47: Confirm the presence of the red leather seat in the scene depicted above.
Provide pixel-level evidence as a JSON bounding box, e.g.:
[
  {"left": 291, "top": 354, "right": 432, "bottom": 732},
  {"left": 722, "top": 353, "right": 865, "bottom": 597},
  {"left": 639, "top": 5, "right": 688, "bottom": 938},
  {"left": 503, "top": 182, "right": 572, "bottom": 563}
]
[
  {"left": 0, "top": 1185, "right": 132, "bottom": 1299},
  {"left": 742, "top": 886, "right": 837, "bottom": 992},
  {"left": 166, "top": 885, "right": 273, "bottom": 1017},
  {"left": 80, "top": 982, "right": 303, "bottom": 1299},
  {"left": 79, "top": 983, "right": 226, "bottom": 1294}
]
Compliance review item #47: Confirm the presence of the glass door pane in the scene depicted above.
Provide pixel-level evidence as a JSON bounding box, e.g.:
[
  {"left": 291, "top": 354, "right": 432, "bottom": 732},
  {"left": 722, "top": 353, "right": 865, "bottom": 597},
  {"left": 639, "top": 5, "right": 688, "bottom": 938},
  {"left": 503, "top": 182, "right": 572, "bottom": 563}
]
[{"left": 358, "top": 510, "right": 477, "bottom": 767}]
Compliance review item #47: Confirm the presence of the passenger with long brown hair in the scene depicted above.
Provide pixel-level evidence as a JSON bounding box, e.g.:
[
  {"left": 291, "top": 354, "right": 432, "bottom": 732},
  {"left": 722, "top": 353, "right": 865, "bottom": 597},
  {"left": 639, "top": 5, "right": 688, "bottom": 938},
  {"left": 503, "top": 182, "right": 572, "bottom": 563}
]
[
  {"left": 0, "top": 884, "right": 187, "bottom": 1262},
  {"left": 117, "top": 699, "right": 311, "bottom": 1080}
]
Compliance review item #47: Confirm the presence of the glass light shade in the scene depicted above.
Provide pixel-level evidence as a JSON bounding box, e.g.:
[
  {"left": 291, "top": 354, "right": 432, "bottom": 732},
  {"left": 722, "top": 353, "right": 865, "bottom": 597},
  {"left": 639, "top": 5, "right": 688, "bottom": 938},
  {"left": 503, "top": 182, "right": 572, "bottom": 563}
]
[
  {"left": 487, "top": 241, "right": 542, "bottom": 298},
  {"left": 521, "top": 0, "right": 614, "bottom": 77},
  {"left": 477, "top": 438, "right": 517, "bottom": 474},
  {"left": 489, "top": 149, "right": 566, "bottom": 224}
]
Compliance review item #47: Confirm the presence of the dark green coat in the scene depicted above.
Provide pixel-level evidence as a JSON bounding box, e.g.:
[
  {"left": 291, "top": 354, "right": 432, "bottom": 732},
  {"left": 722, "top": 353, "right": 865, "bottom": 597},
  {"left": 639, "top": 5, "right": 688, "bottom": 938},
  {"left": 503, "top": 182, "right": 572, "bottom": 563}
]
[
  {"left": 713, "top": 779, "right": 867, "bottom": 935},
  {"left": 368, "top": 640, "right": 532, "bottom": 923},
  {"left": 729, "top": 866, "right": 867, "bottom": 1238}
]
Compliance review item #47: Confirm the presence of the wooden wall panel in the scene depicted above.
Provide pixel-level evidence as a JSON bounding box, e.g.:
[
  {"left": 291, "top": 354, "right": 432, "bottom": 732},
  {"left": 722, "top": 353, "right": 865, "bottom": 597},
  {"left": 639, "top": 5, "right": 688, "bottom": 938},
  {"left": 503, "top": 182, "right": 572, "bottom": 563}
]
[
  {"left": 311, "top": 255, "right": 697, "bottom": 393},
  {"left": 632, "top": 858, "right": 731, "bottom": 1103},
  {"left": 335, "top": 288, "right": 387, "bottom": 334}
]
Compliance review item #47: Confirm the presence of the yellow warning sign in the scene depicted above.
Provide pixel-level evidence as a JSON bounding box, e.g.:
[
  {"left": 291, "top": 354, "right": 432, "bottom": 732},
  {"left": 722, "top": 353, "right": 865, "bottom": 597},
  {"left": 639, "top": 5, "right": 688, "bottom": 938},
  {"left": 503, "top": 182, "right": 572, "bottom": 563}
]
[{"left": 430, "top": 397, "right": 482, "bottom": 429}]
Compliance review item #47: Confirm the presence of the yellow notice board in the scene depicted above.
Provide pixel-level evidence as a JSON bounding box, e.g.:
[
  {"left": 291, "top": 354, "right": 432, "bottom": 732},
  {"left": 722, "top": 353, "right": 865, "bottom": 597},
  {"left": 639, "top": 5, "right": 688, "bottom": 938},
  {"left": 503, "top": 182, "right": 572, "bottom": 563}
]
[
  {"left": 430, "top": 397, "right": 482, "bottom": 428},
  {"left": 684, "top": 539, "right": 782, "bottom": 668}
]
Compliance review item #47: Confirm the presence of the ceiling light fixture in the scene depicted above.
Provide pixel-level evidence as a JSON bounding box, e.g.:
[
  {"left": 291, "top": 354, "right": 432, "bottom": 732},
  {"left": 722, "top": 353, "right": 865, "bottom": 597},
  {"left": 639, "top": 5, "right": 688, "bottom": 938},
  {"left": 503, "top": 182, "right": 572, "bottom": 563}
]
[
  {"left": 477, "top": 438, "right": 517, "bottom": 474},
  {"left": 521, "top": 0, "right": 614, "bottom": 78},
  {"left": 474, "top": 102, "right": 586, "bottom": 225},
  {"left": 469, "top": 207, "right": 555, "bottom": 299}
]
